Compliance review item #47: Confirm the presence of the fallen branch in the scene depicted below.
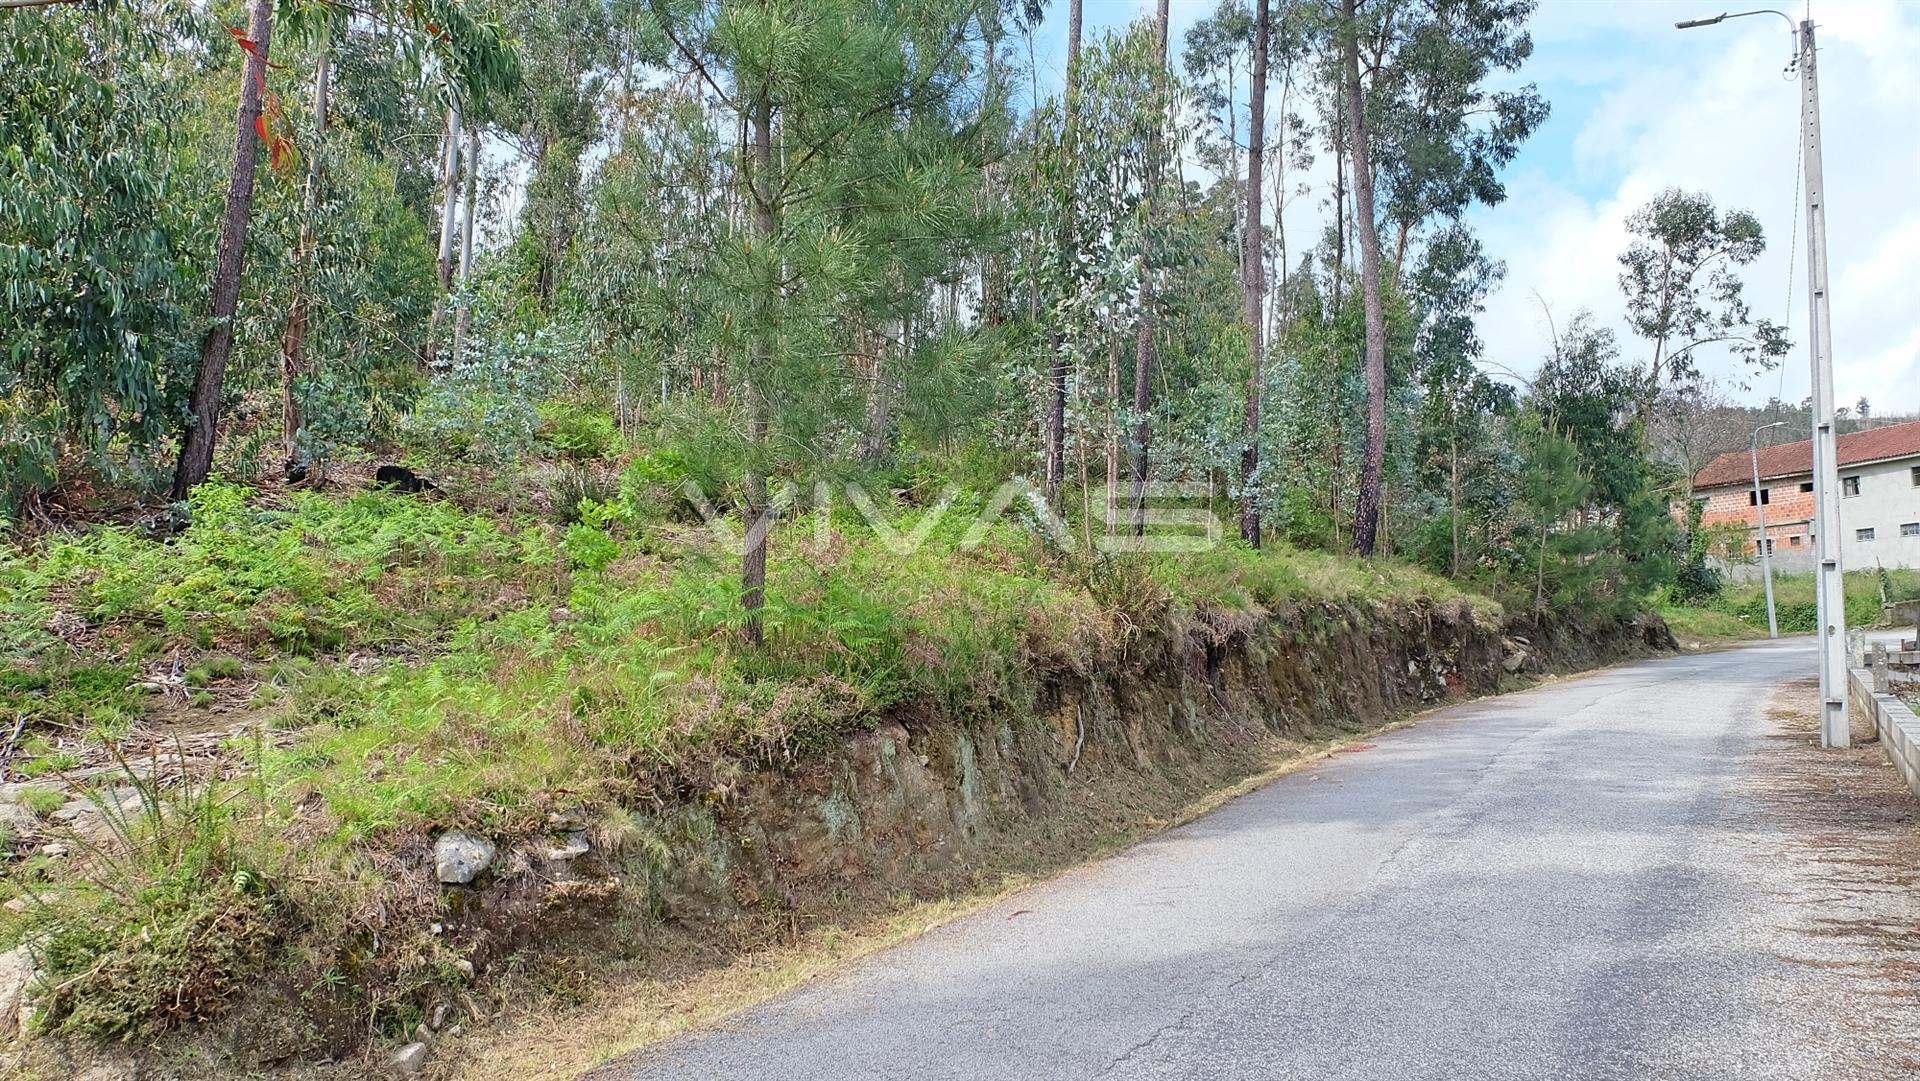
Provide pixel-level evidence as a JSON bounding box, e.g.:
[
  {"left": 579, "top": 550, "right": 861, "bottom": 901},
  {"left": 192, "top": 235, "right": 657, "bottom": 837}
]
[{"left": 0, "top": 712, "right": 25, "bottom": 778}]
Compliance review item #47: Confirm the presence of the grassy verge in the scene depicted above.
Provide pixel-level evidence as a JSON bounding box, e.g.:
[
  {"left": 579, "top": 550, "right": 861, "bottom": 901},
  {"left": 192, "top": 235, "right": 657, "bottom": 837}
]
[
  {"left": 1661, "top": 568, "right": 1920, "bottom": 648},
  {"left": 0, "top": 479, "right": 1494, "bottom": 1049},
  {"left": 1659, "top": 604, "right": 1767, "bottom": 648}
]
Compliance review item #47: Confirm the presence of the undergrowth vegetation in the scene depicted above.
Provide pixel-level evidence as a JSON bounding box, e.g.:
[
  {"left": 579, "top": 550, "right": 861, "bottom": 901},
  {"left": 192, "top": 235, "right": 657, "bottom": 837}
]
[
  {"left": 0, "top": 477, "right": 1491, "bottom": 1042},
  {"left": 1662, "top": 568, "right": 1920, "bottom": 641}
]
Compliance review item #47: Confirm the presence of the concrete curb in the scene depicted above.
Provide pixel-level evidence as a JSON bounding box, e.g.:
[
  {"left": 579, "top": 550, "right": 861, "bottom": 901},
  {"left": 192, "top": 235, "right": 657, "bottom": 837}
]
[{"left": 1849, "top": 664, "right": 1920, "bottom": 797}]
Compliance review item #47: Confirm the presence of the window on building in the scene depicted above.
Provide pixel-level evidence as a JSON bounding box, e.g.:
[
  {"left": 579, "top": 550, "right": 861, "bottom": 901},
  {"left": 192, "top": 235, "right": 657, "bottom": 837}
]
[
  {"left": 1799, "top": 481, "right": 1814, "bottom": 493},
  {"left": 1843, "top": 475, "right": 1861, "bottom": 496},
  {"left": 1748, "top": 488, "right": 1771, "bottom": 506},
  {"left": 1760, "top": 539, "right": 1774, "bottom": 554},
  {"left": 1911, "top": 465, "right": 1920, "bottom": 487},
  {"left": 1789, "top": 535, "right": 1803, "bottom": 547},
  {"left": 1903, "top": 523, "right": 1920, "bottom": 538},
  {"left": 1856, "top": 527, "right": 1876, "bottom": 542}
]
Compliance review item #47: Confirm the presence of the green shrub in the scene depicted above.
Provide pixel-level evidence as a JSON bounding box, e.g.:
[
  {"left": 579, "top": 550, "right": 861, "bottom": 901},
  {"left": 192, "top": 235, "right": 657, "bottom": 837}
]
[
  {"left": 29, "top": 482, "right": 556, "bottom": 653},
  {"left": 537, "top": 403, "right": 621, "bottom": 462},
  {"left": 549, "top": 465, "right": 615, "bottom": 526}
]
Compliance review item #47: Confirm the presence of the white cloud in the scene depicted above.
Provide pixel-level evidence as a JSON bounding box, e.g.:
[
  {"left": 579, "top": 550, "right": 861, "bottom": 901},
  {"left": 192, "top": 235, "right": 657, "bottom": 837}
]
[{"left": 1470, "top": 0, "right": 1920, "bottom": 412}]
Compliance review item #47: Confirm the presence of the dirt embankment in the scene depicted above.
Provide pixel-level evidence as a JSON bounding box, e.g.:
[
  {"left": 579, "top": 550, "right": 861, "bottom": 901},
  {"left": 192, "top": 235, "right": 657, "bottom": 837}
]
[{"left": 9, "top": 602, "right": 1673, "bottom": 1080}]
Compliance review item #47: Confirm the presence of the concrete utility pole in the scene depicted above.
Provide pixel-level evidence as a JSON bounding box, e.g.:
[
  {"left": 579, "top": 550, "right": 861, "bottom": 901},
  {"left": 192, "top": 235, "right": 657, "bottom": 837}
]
[
  {"left": 1751, "top": 421, "right": 1785, "bottom": 639},
  {"left": 1678, "top": 10, "right": 1848, "bottom": 746}
]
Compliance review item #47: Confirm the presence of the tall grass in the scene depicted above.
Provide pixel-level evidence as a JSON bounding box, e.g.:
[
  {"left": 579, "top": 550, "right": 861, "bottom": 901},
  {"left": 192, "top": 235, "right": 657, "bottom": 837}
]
[{"left": 1698, "top": 568, "right": 1920, "bottom": 634}]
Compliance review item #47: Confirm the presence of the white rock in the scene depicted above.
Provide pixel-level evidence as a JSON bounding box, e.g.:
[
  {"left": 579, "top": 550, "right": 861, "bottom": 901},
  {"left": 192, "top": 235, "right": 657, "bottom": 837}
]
[
  {"left": 49, "top": 801, "right": 89, "bottom": 824},
  {"left": 0, "top": 803, "right": 36, "bottom": 835},
  {"left": 0, "top": 946, "right": 36, "bottom": 1041},
  {"left": 544, "top": 832, "right": 590, "bottom": 862},
  {"left": 386, "top": 1040, "right": 430, "bottom": 1075},
  {"left": 433, "top": 831, "right": 495, "bottom": 885}
]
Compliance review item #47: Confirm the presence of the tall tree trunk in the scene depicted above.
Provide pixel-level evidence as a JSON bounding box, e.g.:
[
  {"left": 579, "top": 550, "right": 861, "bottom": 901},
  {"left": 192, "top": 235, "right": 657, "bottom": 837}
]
[
  {"left": 1229, "top": 63, "right": 1242, "bottom": 283},
  {"left": 1344, "top": 0, "right": 1388, "bottom": 557},
  {"left": 1391, "top": 216, "right": 1412, "bottom": 290},
  {"left": 859, "top": 317, "right": 901, "bottom": 463},
  {"left": 1129, "top": 281, "right": 1154, "bottom": 534},
  {"left": 1045, "top": 0, "right": 1083, "bottom": 505},
  {"left": 1128, "top": 0, "right": 1171, "bottom": 536},
  {"left": 1331, "top": 113, "right": 1345, "bottom": 315},
  {"left": 1105, "top": 331, "right": 1120, "bottom": 536},
  {"left": 451, "top": 125, "right": 480, "bottom": 362},
  {"left": 426, "top": 102, "right": 462, "bottom": 367},
  {"left": 280, "top": 35, "right": 331, "bottom": 475},
  {"left": 741, "top": 92, "right": 776, "bottom": 646},
  {"left": 980, "top": 32, "right": 1005, "bottom": 328},
  {"left": 172, "top": 0, "right": 275, "bottom": 500},
  {"left": 1238, "top": 0, "right": 1269, "bottom": 548},
  {"left": 1449, "top": 424, "right": 1463, "bottom": 577}
]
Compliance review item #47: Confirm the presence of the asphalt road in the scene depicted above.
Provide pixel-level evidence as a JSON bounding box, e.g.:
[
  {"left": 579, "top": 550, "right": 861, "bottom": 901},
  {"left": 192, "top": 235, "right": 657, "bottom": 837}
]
[{"left": 592, "top": 639, "right": 1914, "bottom": 1081}]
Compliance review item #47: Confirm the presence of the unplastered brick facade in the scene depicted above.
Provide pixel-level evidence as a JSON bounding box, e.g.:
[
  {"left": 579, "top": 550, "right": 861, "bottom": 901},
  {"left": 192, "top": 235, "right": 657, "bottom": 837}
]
[{"left": 1687, "top": 419, "right": 1920, "bottom": 578}]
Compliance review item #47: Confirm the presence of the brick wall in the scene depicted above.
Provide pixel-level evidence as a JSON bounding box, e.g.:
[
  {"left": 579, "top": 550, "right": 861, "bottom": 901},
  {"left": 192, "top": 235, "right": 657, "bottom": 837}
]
[{"left": 1696, "top": 476, "right": 1814, "bottom": 556}]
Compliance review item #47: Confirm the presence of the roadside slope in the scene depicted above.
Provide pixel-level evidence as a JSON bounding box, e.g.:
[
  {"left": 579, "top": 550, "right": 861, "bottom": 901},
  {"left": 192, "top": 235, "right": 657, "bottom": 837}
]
[{"left": 588, "top": 639, "right": 1919, "bottom": 1081}]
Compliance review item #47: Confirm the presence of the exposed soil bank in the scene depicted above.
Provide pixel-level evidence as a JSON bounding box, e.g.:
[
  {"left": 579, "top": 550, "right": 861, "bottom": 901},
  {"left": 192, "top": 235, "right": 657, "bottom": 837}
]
[{"left": 5, "top": 601, "right": 1673, "bottom": 1079}]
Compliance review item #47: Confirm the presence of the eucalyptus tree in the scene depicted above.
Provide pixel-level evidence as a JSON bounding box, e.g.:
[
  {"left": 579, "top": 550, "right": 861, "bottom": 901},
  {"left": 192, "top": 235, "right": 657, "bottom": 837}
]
[
  {"left": 0, "top": 1, "right": 201, "bottom": 517},
  {"left": 502, "top": 0, "right": 618, "bottom": 310},
  {"left": 1321, "top": 0, "right": 1545, "bottom": 556},
  {"left": 1340, "top": 0, "right": 1387, "bottom": 556},
  {"left": 1043, "top": 0, "right": 1084, "bottom": 504},
  {"left": 276, "top": 3, "right": 342, "bottom": 470},
  {"left": 171, "top": 0, "right": 519, "bottom": 498},
  {"left": 1125, "top": 0, "right": 1171, "bottom": 535},
  {"left": 573, "top": 82, "right": 734, "bottom": 409},
  {"left": 1408, "top": 225, "right": 1506, "bottom": 574},
  {"left": 1617, "top": 187, "right": 1788, "bottom": 414},
  {"left": 1238, "top": 0, "right": 1269, "bottom": 547},
  {"left": 1366, "top": 0, "right": 1547, "bottom": 279},
  {"left": 1017, "top": 19, "right": 1182, "bottom": 533},
  {"left": 169, "top": 0, "right": 277, "bottom": 500},
  {"left": 1183, "top": 0, "right": 1255, "bottom": 260}
]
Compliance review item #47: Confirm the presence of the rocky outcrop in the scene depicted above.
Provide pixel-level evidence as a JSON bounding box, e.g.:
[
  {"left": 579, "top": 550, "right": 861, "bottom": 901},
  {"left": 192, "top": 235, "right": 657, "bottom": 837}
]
[{"left": 625, "top": 599, "right": 1514, "bottom": 923}]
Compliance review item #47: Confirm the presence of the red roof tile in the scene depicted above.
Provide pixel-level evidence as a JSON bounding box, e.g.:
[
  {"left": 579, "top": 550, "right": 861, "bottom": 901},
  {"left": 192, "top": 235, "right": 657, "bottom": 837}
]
[{"left": 1693, "top": 418, "right": 1920, "bottom": 489}]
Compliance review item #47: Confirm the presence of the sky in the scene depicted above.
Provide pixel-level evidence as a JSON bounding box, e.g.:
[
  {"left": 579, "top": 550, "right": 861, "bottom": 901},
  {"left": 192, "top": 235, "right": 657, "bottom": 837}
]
[{"left": 1021, "top": 0, "right": 1920, "bottom": 413}]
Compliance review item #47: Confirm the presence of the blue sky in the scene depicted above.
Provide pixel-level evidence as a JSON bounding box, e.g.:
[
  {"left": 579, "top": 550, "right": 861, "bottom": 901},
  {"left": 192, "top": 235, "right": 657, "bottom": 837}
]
[{"left": 1015, "top": 0, "right": 1920, "bottom": 413}]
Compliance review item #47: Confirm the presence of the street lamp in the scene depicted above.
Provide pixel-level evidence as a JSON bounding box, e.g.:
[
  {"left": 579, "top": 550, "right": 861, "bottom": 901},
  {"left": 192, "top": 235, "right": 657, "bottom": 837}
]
[
  {"left": 1678, "top": 9, "right": 1849, "bottom": 747},
  {"left": 1751, "top": 421, "right": 1785, "bottom": 638}
]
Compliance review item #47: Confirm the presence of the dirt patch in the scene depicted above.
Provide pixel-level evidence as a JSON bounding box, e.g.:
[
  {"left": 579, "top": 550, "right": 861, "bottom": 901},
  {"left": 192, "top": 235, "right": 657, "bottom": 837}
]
[{"left": 1751, "top": 679, "right": 1920, "bottom": 1079}]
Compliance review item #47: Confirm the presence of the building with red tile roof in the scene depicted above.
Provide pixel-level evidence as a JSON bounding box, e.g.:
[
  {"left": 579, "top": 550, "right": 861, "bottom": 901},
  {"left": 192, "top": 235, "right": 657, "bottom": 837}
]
[{"left": 1688, "top": 419, "right": 1920, "bottom": 576}]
